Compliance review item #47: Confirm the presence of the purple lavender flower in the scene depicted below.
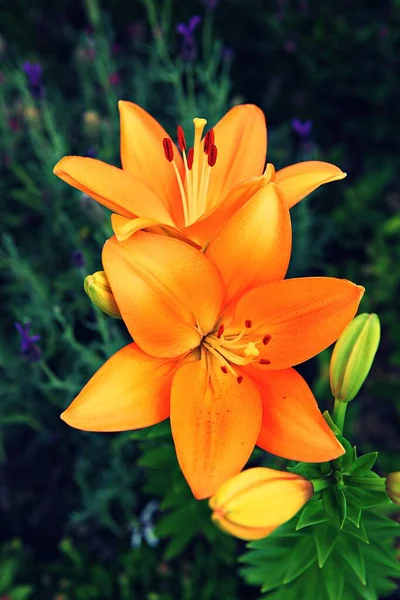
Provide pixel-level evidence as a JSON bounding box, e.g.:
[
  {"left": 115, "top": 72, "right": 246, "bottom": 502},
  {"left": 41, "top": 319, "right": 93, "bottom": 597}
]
[
  {"left": 221, "top": 46, "right": 234, "bottom": 63},
  {"left": 71, "top": 249, "right": 85, "bottom": 268},
  {"left": 15, "top": 321, "right": 41, "bottom": 361},
  {"left": 23, "top": 61, "right": 44, "bottom": 99},
  {"left": 291, "top": 118, "right": 313, "bottom": 138},
  {"left": 176, "top": 16, "right": 202, "bottom": 61}
]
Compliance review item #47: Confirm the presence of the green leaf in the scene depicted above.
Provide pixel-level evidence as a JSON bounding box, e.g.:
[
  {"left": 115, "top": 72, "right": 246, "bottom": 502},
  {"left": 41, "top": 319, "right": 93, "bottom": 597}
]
[
  {"left": 334, "top": 435, "right": 354, "bottom": 470},
  {"left": 313, "top": 522, "right": 338, "bottom": 567},
  {"left": 290, "top": 462, "right": 322, "bottom": 479},
  {"left": 344, "top": 486, "right": 388, "bottom": 509},
  {"left": 346, "top": 506, "right": 362, "bottom": 527},
  {"left": 10, "top": 586, "right": 33, "bottom": 600},
  {"left": 322, "top": 410, "right": 341, "bottom": 435},
  {"left": 337, "top": 538, "right": 367, "bottom": 584},
  {"left": 295, "top": 500, "right": 326, "bottom": 531},
  {"left": 322, "top": 487, "right": 347, "bottom": 528},
  {"left": 344, "top": 452, "right": 378, "bottom": 476},
  {"left": 342, "top": 519, "right": 369, "bottom": 544},
  {"left": 281, "top": 536, "right": 317, "bottom": 584},
  {"left": 322, "top": 558, "right": 345, "bottom": 600}
]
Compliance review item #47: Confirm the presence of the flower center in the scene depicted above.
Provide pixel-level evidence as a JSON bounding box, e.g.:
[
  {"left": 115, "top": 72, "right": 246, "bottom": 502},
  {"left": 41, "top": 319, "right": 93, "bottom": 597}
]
[
  {"left": 162, "top": 118, "right": 218, "bottom": 227},
  {"left": 202, "top": 320, "right": 271, "bottom": 383}
]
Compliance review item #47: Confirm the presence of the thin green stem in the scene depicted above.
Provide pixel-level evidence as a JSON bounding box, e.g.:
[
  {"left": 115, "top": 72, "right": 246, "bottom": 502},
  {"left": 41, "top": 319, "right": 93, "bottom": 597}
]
[
  {"left": 333, "top": 398, "right": 347, "bottom": 434},
  {"left": 311, "top": 478, "right": 330, "bottom": 493}
]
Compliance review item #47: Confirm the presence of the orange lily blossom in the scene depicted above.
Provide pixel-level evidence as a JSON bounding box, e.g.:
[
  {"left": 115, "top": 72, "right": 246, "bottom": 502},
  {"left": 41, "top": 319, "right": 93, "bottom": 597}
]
[
  {"left": 53, "top": 101, "right": 346, "bottom": 247},
  {"left": 60, "top": 185, "right": 364, "bottom": 499}
]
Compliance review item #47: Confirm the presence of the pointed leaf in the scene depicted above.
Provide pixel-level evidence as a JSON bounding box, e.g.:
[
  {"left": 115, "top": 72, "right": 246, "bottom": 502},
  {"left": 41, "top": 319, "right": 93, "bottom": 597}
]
[
  {"left": 337, "top": 538, "right": 367, "bottom": 584},
  {"left": 322, "top": 557, "right": 345, "bottom": 600},
  {"left": 282, "top": 536, "right": 317, "bottom": 584},
  {"left": 322, "top": 487, "right": 347, "bottom": 528},
  {"left": 342, "top": 519, "right": 369, "bottom": 544},
  {"left": 295, "top": 500, "right": 326, "bottom": 530},
  {"left": 334, "top": 435, "right": 354, "bottom": 470},
  {"left": 346, "top": 506, "right": 362, "bottom": 528},
  {"left": 290, "top": 462, "right": 323, "bottom": 479},
  {"left": 344, "top": 452, "right": 378, "bottom": 476},
  {"left": 345, "top": 485, "right": 388, "bottom": 509},
  {"left": 314, "top": 522, "right": 338, "bottom": 567}
]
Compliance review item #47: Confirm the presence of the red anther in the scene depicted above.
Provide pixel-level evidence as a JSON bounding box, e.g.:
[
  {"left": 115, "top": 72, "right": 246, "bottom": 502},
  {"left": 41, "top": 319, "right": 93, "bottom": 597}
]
[
  {"left": 237, "top": 375, "right": 244, "bottom": 384},
  {"left": 162, "top": 137, "right": 174, "bottom": 162},
  {"left": 203, "top": 128, "right": 215, "bottom": 154},
  {"left": 208, "top": 144, "right": 218, "bottom": 167},
  {"left": 245, "top": 319, "right": 252, "bottom": 328},
  {"left": 221, "top": 366, "right": 228, "bottom": 374},
  {"left": 259, "top": 358, "right": 271, "bottom": 365},
  {"left": 217, "top": 324, "right": 225, "bottom": 338},
  {"left": 177, "top": 125, "right": 186, "bottom": 152},
  {"left": 262, "top": 335, "right": 271, "bottom": 345},
  {"left": 187, "top": 147, "right": 194, "bottom": 170}
]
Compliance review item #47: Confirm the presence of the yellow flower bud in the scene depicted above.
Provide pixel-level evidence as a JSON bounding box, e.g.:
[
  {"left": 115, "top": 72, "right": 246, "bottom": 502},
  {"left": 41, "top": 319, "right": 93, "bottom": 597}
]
[
  {"left": 386, "top": 472, "right": 400, "bottom": 505},
  {"left": 209, "top": 467, "right": 313, "bottom": 541},
  {"left": 84, "top": 271, "right": 121, "bottom": 318},
  {"left": 330, "top": 313, "right": 380, "bottom": 403}
]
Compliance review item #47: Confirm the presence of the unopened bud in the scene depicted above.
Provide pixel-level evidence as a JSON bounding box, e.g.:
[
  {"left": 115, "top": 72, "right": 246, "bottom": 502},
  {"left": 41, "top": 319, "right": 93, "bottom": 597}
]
[
  {"left": 330, "top": 313, "right": 380, "bottom": 403},
  {"left": 209, "top": 467, "right": 313, "bottom": 541},
  {"left": 386, "top": 472, "right": 400, "bottom": 505},
  {"left": 84, "top": 271, "right": 121, "bottom": 318}
]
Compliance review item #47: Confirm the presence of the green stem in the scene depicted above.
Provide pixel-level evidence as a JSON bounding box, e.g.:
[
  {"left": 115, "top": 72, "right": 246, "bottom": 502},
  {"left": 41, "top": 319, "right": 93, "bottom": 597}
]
[
  {"left": 333, "top": 398, "right": 347, "bottom": 434},
  {"left": 311, "top": 478, "right": 330, "bottom": 493}
]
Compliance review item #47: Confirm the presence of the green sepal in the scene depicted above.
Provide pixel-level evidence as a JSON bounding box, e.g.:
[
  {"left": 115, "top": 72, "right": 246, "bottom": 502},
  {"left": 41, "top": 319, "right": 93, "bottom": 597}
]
[
  {"left": 322, "top": 486, "right": 347, "bottom": 528},
  {"left": 346, "top": 506, "right": 362, "bottom": 528},
  {"left": 337, "top": 538, "right": 367, "bottom": 584},
  {"left": 295, "top": 499, "right": 326, "bottom": 531},
  {"left": 343, "top": 452, "right": 378, "bottom": 476},
  {"left": 290, "top": 462, "right": 322, "bottom": 479},
  {"left": 323, "top": 410, "right": 341, "bottom": 435},
  {"left": 344, "top": 485, "right": 388, "bottom": 509},
  {"left": 313, "top": 522, "right": 338, "bottom": 568},
  {"left": 319, "top": 461, "right": 332, "bottom": 476}
]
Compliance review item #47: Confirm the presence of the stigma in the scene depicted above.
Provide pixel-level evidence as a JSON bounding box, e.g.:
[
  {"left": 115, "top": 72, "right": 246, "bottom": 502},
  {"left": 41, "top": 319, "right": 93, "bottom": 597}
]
[{"left": 162, "top": 118, "right": 218, "bottom": 227}]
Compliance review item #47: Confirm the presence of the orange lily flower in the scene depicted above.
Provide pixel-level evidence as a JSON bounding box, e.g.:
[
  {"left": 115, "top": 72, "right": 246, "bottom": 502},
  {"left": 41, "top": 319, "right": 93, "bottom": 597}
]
[
  {"left": 61, "top": 186, "right": 363, "bottom": 499},
  {"left": 53, "top": 101, "right": 346, "bottom": 247},
  {"left": 209, "top": 467, "right": 314, "bottom": 540}
]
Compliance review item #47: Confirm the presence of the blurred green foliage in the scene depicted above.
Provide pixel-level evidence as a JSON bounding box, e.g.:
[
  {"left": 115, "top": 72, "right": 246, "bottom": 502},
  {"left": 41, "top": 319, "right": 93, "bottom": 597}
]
[{"left": 1, "top": 0, "right": 399, "bottom": 597}]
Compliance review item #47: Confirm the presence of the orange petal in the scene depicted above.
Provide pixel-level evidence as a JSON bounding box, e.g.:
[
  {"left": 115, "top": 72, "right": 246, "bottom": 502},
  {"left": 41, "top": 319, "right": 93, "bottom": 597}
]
[
  {"left": 226, "top": 278, "right": 364, "bottom": 370},
  {"left": 247, "top": 367, "right": 344, "bottom": 461},
  {"left": 111, "top": 213, "right": 200, "bottom": 248},
  {"left": 184, "top": 175, "right": 266, "bottom": 247},
  {"left": 211, "top": 467, "right": 313, "bottom": 529},
  {"left": 206, "top": 105, "right": 267, "bottom": 207},
  {"left": 170, "top": 356, "right": 262, "bottom": 499},
  {"left": 102, "top": 233, "right": 224, "bottom": 358},
  {"left": 206, "top": 183, "right": 291, "bottom": 305},
  {"left": 212, "top": 512, "right": 276, "bottom": 541},
  {"left": 53, "top": 156, "right": 174, "bottom": 224},
  {"left": 119, "top": 101, "right": 184, "bottom": 227},
  {"left": 275, "top": 161, "right": 346, "bottom": 209},
  {"left": 61, "top": 343, "right": 176, "bottom": 432}
]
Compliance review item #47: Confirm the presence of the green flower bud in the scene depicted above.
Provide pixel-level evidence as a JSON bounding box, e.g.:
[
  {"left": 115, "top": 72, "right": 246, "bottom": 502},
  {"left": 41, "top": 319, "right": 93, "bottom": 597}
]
[
  {"left": 386, "top": 472, "right": 400, "bottom": 505},
  {"left": 330, "top": 313, "right": 380, "bottom": 403},
  {"left": 84, "top": 271, "right": 121, "bottom": 319}
]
